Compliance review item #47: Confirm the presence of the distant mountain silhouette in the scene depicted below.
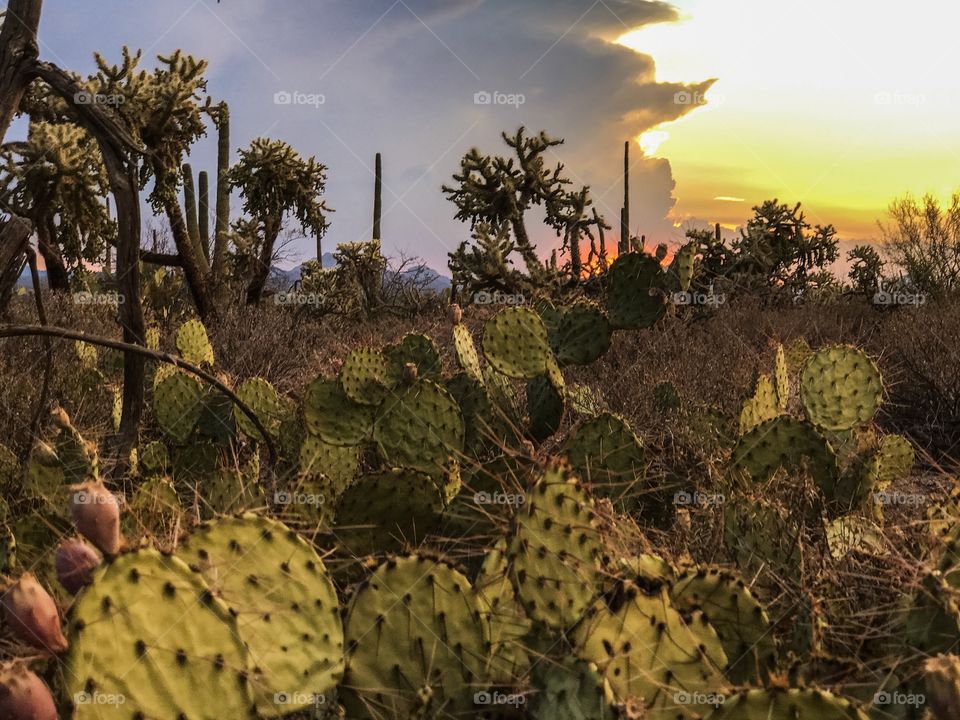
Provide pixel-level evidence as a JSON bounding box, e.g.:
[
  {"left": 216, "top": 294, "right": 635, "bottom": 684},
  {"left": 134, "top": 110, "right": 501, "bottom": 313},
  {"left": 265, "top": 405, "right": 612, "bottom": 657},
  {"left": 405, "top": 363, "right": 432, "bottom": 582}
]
[{"left": 271, "top": 253, "right": 451, "bottom": 292}]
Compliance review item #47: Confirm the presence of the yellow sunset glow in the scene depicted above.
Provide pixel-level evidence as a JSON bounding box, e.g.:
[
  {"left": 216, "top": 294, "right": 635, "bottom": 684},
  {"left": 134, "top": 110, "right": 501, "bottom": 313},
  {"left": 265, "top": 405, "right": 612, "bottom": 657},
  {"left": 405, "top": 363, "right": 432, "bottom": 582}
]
[
  {"left": 638, "top": 130, "right": 670, "bottom": 156},
  {"left": 617, "top": 0, "right": 960, "bottom": 239}
]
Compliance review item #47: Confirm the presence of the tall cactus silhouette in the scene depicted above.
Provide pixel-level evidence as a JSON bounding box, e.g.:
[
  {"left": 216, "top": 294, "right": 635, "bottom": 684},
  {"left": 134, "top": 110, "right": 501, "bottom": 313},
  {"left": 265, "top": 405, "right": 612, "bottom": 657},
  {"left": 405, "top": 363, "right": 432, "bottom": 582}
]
[
  {"left": 212, "top": 101, "right": 231, "bottom": 283},
  {"left": 620, "top": 140, "right": 630, "bottom": 255},
  {"left": 182, "top": 163, "right": 200, "bottom": 249},
  {"left": 373, "top": 152, "right": 382, "bottom": 242},
  {"left": 198, "top": 170, "right": 210, "bottom": 262}
]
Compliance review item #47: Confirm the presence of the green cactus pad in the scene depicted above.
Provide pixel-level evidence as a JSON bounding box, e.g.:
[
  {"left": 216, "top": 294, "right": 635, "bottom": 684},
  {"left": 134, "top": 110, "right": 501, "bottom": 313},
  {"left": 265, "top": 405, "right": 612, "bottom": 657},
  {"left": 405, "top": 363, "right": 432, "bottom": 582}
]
[
  {"left": 476, "top": 541, "right": 531, "bottom": 685},
  {"left": 800, "top": 345, "right": 883, "bottom": 431},
  {"left": 340, "top": 347, "right": 394, "bottom": 406},
  {"left": 618, "top": 554, "right": 676, "bottom": 585},
  {"left": 528, "top": 372, "right": 565, "bottom": 442},
  {"left": 483, "top": 306, "right": 553, "bottom": 379},
  {"left": 341, "top": 554, "right": 487, "bottom": 719},
  {"left": 671, "top": 566, "right": 777, "bottom": 684},
  {"left": 731, "top": 416, "right": 837, "bottom": 492},
  {"left": 196, "top": 387, "right": 237, "bottom": 443},
  {"left": 234, "top": 377, "right": 282, "bottom": 440},
  {"left": 706, "top": 688, "right": 870, "bottom": 720},
  {"left": 564, "top": 413, "right": 645, "bottom": 507},
  {"left": 567, "top": 384, "right": 607, "bottom": 416},
  {"left": 874, "top": 434, "right": 915, "bottom": 487},
  {"left": 551, "top": 301, "right": 612, "bottom": 366},
  {"left": 139, "top": 440, "right": 170, "bottom": 474},
  {"left": 199, "top": 467, "right": 265, "bottom": 519},
  {"left": 385, "top": 333, "right": 442, "bottom": 381},
  {"left": 303, "top": 377, "right": 375, "bottom": 446},
  {"left": 605, "top": 253, "right": 667, "bottom": 329},
  {"left": 299, "top": 434, "right": 359, "bottom": 496},
  {"left": 774, "top": 343, "right": 790, "bottom": 410},
  {"left": 739, "top": 374, "right": 781, "bottom": 435},
  {"left": 573, "top": 581, "right": 727, "bottom": 718},
  {"left": 153, "top": 370, "right": 204, "bottom": 442},
  {"left": 676, "top": 242, "right": 696, "bottom": 292},
  {"left": 446, "top": 372, "right": 499, "bottom": 453},
  {"left": 373, "top": 379, "right": 464, "bottom": 476},
  {"left": 531, "top": 657, "right": 617, "bottom": 720},
  {"left": 55, "top": 424, "right": 97, "bottom": 483},
  {"left": 179, "top": 515, "right": 343, "bottom": 716},
  {"left": 171, "top": 441, "right": 220, "bottom": 481},
  {"left": 65, "top": 548, "right": 255, "bottom": 720},
  {"left": 175, "top": 318, "right": 215, "bottom": 366},
  {"left": 723, "top": 495, "right": 802, "bottom": 589},
  {"left": 507, "top": 464, "right": 602, "bottom": 629},
  {"left": 453, "top": 324, "right": 483, "bottom": 382},
  {"left": 334, "top": 469, "right": 443, "bottom": 557}
]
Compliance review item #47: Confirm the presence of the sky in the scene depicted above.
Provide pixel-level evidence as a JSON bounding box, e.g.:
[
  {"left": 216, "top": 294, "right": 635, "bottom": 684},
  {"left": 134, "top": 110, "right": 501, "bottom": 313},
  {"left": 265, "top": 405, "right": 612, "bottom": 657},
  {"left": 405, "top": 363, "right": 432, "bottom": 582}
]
[{"left": 25, "top": 0, "right": 960, "bottom": 271}]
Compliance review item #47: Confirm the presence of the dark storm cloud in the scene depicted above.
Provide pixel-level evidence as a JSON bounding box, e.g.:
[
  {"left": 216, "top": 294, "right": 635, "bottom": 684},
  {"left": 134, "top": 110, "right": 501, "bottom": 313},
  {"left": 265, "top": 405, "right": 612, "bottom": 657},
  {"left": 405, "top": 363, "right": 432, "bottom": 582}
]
[{"left": 39, "top": 0, "right": 715, "bottom": 267}]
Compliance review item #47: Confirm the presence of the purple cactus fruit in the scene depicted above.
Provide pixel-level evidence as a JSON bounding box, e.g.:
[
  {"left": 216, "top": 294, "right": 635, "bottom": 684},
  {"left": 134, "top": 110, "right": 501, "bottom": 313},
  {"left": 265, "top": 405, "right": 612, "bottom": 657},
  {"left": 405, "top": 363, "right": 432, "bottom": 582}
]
[
  {"left": 69, "top": 480, "right": 121, "bottom": 556},
  {"left": 55, "top": 538, "right": 101, "bottom": 595},
  {"left": 0, "top": 664, "right": 57, "bottom": 720},
  {"left": 0, "top": 573, "right": 68, "bottom": 654}
]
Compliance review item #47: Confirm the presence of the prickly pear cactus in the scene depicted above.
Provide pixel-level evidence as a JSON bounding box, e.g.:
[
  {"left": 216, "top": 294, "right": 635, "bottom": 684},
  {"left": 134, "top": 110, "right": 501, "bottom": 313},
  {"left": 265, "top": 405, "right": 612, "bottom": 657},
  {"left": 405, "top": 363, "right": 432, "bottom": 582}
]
[
  {"left": 340, "top": 347, "right": 394, "bottom": 406},
  {"left": 604, "top": 253, "right": 667, "bottom": 330},
  {"left": 153, "top": 370, "right": 204, "bottom": 442},
  {"left": 774, "top": 343, "right": 790, "bottom": 411},
  {"left": 175, "top": 318, "right": 215, "bottom": 366},
  {"left": 530, "top": 657, "right": 617, "bottom": 720},
  {"left": 334, "top": 469, "right": 443, "bottom": 556},
  {"left": 385, "top": 333, "right": 441, "bottom": 381},
  {"left": 705, "top": 688, "right": 870, "bottom": 719},
  {"left": 483, "top": 306, "right": 553, "bottom": 379},
  {"left": 64, "top": 548, "right": 255, "bottom": 720},
  {"left": 676, "top": 242, "right": 696, "bottom": 292},
  {"left": 178, "top": 515, "right": 344, "bottom": 716},
  {"left": 475, "top": 541, "right": 531, "bottom": 685},
  {"left": 234, "top": 377, "right": 282, "bottom": 440},
  {"left": 453, "top": 323, "right": 483, "bottom": 382},
  {"left": 670, "top": 566, "right": 777, "bottom": 683},
  {"left": 799, "top": 345, "right": 883, "bottom": 431},
  {"left": 573, "top": 581, "right": 728, "bottom": 719},
  {"left": 506, "top": 464, "right": 602, "bottom": 629},
  {"left": 373, "top": 379, "right": 464, "bottom": 476},
  {"left": 299, "top": 434, "right": 359, "bottom": 495},
  {"left": 564, "top": 413, "right": 645, "bottom": 507},
  {"left": 551, "top": 301, "right": 612, "bottom": 366},
  {"left": 731, "top": 416, "right": 837, "bottom": 493},
  {"left": 341, "top": 554, "right": 487, "bottom": 719},
  {"left": 139, "top": 440, "right": 170, "bottom": 474},
  {"left": 528, "top": 371, "right": 565, "bottom": 441},
  {"left": 303, "top": 377, "right": 375, "bottom": 446},
  {"left": 739, "top": 374, "right": 780, "bottom": 435}
]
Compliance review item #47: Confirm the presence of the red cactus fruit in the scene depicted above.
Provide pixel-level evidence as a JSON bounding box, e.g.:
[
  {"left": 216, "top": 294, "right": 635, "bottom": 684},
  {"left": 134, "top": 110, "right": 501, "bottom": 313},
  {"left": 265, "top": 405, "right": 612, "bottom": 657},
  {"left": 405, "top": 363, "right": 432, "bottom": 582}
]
[
  {"left": 55, "top": 538, "right": 101, "bottom": 595},
  {"left": 0, "top": 664, "right": 57, "bottom": 720},
  {"left": 0, "top": 573, "right": 68, "bottom": 654},
  {"left": 69, "top": 480, "right": 121, "bottom": 556}
]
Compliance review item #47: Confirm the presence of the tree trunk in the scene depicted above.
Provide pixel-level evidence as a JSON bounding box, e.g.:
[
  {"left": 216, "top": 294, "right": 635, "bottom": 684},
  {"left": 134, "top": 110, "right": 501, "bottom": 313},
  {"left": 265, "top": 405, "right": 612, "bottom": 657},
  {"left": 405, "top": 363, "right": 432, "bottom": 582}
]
[
  {"left": 510, "top": 216, "right": 544, "bottom": 281},
  {"left": 35, "top": 216, "right": 69, "bottom": 291},
  {"left": 0, "top": 0, "right": 42, "bottom": 143},
  {"left": 245, "top": 218, "right": 280, "bottom": 305},
  {"left": 32, "top": 59, "right": 146, "bottom": 459},
  {"left": 568, "top": 225, "right": 581, "bottom": 277},
  {"left": 0, "top": 213, "right": 31, "bottom": 313}
]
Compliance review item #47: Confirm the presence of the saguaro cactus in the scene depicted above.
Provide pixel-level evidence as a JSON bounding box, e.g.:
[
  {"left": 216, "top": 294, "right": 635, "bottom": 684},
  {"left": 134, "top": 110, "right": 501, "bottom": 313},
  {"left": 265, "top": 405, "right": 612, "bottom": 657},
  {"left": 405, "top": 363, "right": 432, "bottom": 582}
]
[
  {"left": 620, "top": 140, "right": 630, "bottom": 254},
  {"left": 212, "top": 101, "right": 231, "bottom": 283},
  {"left": 198, "top": 169, "right": 210, "bottom": 261}
]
